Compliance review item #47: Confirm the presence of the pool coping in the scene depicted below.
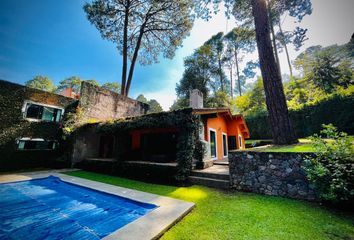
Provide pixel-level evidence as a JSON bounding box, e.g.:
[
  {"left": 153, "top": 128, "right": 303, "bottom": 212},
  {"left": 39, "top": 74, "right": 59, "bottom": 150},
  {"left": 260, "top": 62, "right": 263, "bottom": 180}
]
[{"left": 0, "top": 170, "right": 195, "bottom": 240}]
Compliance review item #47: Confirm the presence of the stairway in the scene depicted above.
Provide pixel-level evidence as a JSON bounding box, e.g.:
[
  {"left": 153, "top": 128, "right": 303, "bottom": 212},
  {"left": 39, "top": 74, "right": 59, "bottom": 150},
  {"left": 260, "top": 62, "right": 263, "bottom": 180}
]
[{"left": 189, "top": 165, "right": 230, "bottom": 189}]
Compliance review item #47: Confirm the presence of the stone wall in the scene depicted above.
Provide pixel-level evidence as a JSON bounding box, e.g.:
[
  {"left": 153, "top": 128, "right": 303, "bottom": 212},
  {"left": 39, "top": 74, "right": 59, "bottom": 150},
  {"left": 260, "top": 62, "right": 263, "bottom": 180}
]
[
  {"left": 229, "top": 151, "right": 317, "bottom": 201},
  {"left": 79, "top": 81, "right": 149, "bottom": 122}
]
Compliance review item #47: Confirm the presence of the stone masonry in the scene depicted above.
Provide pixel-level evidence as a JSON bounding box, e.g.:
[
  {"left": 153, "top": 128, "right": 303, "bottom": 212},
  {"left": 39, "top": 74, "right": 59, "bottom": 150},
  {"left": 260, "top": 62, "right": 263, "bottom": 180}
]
[
  {"left": 79, "top": 81, "right": 149, "bottom": 122},
  {"left": 229, "top": 151, "right": 317, "bottom": 201}
]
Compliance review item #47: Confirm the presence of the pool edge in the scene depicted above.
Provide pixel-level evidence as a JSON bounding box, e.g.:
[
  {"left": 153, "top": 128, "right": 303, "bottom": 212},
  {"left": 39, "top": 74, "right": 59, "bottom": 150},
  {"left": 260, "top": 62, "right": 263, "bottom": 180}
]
[{"left": 0, "top": 170, "right": 195, "bottom": 240}]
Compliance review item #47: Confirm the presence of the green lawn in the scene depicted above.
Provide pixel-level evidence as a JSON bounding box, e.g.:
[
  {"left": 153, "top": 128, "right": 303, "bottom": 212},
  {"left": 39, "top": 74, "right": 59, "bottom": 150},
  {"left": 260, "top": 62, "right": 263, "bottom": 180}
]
[
  {"left": 65, "top": 171, "right": 354, "bottom": 240},
  {"left": 245, "top": 138, "right": 315, "bottom": 152}
]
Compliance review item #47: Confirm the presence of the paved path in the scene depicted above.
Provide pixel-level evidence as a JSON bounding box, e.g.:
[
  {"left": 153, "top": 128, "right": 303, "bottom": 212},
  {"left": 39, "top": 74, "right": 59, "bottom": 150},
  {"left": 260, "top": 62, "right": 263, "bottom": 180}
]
[{"left": 192, "top": 164, "right": 229, "bottom": 175}]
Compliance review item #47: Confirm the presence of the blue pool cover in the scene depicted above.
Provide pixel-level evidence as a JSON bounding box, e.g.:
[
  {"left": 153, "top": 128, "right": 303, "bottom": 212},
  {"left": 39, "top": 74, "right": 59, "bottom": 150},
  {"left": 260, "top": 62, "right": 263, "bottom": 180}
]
[{"left": 0, "top": 176, "right": 158, "bottom": 239}]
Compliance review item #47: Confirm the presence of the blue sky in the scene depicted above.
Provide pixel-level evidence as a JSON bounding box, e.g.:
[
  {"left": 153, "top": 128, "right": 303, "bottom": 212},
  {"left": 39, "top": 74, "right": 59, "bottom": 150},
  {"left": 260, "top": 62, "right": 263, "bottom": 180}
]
[{"left": 0, "top": 0, "right": 353, "bottom": 110}]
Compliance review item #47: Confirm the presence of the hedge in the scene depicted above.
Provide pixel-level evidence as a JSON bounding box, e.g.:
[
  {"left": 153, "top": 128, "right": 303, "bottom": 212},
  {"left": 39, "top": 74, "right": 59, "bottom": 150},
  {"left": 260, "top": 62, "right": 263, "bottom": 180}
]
[{"left": 246, "top": 94, "right": 354, "bottom": 139}]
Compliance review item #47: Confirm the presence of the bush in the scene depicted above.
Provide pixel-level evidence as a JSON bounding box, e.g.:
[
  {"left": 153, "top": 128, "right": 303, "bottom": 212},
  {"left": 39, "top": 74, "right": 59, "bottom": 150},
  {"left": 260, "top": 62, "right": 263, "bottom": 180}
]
[
  {"left": 245, "top": 93, "right": 354, "bottom": 139},
  {"left": 303, "top": 124, "right": 354, "bottom": 203}
]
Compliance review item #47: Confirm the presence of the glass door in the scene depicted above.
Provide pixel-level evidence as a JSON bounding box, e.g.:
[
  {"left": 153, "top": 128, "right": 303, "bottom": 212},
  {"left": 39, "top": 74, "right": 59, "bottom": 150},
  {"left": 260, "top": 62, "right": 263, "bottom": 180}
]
[{"left": 209, "top": 129, "right": 217, "bottom": 159}]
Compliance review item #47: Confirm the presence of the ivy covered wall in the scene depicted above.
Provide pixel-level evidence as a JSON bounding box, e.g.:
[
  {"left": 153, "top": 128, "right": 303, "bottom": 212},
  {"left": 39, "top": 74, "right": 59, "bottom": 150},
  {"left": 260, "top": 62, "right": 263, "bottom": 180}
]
[
  {"left": 0, "top": 80, "right": 77, "bottom": 171},
  {"left": 72, "top": 108, "right": 202, "bottom": 181}
]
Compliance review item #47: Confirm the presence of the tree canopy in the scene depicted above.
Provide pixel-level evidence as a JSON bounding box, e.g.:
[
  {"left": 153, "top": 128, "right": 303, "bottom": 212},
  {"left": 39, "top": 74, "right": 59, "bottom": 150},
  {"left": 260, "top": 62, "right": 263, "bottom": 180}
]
[
  {"left": 25, "top": 76, "right": 56, "bottom": 92},
  {"left": 84, "top": 0, "right": 194, "bottom": 96},
  {"left": 57, "top": 76, "right": 82, "bottom": 93},
  {"left": 102, "top": 82, "right": 121, "bottom": 93}
]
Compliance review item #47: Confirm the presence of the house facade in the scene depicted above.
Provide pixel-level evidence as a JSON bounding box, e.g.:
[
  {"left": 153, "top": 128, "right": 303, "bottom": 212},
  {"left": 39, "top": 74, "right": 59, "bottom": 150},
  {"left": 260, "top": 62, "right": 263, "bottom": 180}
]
[
  {"left": 0, "top": 80, "right": 148, "bottom": 171},
  {"left": 72, "top": 89, "right": 250, "bottom": 175}
]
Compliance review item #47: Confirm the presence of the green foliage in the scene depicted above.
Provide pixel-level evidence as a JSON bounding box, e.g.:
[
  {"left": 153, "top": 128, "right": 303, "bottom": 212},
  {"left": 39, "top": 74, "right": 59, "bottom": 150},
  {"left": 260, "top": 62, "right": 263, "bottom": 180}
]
[
  {"left": 147, "top": 99, "right": 163, "bottom": 113},
  {"left": 0, "top": 80, "right": 76, "bottom": 171},
  {"left": 135, "top": 95, "right": 163, "bottom": 113},
  {"left": 85, "top": 79, "right": 100, "bottom": 87},
  {"left": 304, "top": 124, "right": 354, "bottom": 203},
  {"left": 136, "top": 94, "right": 148, "bottom": 104},
  {"left": 57, "top": 76, "right": 82, "bottom": 93},
  {"left": 101, "top": 82, "right": 121, "bottom": 93},
  {"left": 245, "top": 93, "right": 354, "bottom": 139},
  {"left": 25, "top": 76, "right": 56, "bottom": 92},
  {"left": 233, "top": 77, "right": 266, "bottom": 115},
  {"left": 87, "top": 109, "right": 201, "bottom": 181},
  {"left": 169, "top": 98, "right": 189, "bottom": 111}
]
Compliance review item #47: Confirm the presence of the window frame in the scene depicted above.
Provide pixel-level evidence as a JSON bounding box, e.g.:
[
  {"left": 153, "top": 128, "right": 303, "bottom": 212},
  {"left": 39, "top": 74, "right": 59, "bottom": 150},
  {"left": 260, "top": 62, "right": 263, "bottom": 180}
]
[
  {"left": 22, "top": 100, "right": 65, "bottom": 123},
  {"left": 17, "top": 138, "right": 58, "bottom": 151},
  {"left": 208, "top": 128, "right": 218, "bottom": 160},
  {"left": 222, "top": 132, "right": 228, "bottom": 158},
  {"left": 238, "top": 135, "right": 243, "bottom": 149}
]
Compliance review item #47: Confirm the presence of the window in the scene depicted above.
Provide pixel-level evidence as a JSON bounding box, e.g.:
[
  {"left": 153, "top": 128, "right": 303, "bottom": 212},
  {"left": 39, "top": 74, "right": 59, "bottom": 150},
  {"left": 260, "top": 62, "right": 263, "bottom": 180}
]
[
  {"left": 17, "top": 138, "right": 58, "bottom": 150},
  {"left": 23, "top": 101, "right": 63, "bottom": 123},
  {"left": 209, "top": 129, "right": 217, "bottom": 159},
  {"left": 238, "top": 135, "right": 243, "bottom": 149},
  {"left": 222, "top": 133, "right": 228, "bottom": 157},
  {"left": 228, "top": 136, "right": 237, "bottom": 150}
]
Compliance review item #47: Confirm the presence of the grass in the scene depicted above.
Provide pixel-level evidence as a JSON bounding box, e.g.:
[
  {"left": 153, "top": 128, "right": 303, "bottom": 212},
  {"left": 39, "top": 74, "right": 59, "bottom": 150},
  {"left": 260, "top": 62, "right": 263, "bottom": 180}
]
[
  {"left": 65, "top": 170, "right": 354, "bottom": 240},
  {"left": 245, "top": 138, "right": 315, "bottom": 152}
]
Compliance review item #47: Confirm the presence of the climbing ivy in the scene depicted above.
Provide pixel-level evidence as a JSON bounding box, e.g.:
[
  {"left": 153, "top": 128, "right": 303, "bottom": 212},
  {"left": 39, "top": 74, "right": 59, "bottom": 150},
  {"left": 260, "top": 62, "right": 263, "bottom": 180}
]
[
  {"left": 75, "top": 108, "right": 201, "bottom": 181},
  {"left": 0, "top": 80, "right": 76, "bottom": 171}
]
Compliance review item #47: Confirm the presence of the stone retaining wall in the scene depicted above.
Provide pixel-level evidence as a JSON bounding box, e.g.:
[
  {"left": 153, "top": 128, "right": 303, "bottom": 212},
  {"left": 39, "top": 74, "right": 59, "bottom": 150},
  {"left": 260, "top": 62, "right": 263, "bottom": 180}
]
[{"left": 229, "top": 151, "right": 317, "bottom": 201}]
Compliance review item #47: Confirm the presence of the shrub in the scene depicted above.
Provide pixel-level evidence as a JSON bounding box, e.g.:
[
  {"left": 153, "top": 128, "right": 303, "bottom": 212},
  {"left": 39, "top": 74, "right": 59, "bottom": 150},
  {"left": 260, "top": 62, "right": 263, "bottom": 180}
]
[
  {"left": 245, "top": 93, "right": 354, "bottom": 139},
  {"left": 303, "top": 124, "right": 354, "bottom": 203}
]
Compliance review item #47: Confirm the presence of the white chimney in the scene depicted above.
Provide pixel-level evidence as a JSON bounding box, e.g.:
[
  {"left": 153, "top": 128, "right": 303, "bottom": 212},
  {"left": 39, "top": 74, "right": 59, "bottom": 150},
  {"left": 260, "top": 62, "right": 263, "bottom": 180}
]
[{"left": 190, "top": 89, "right": 203, "bottom": 109}]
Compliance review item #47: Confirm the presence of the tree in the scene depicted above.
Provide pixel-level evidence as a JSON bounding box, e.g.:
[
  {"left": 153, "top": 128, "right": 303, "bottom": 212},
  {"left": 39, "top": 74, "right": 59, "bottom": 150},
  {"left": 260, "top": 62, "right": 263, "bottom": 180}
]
[
  {"left": 147, "top": 99, "right": 163, "bottom": 113},
  {"left": 205, "top": 32, "right": 227, "bottom": 92},
  {"left": 193, "top": 0, "right": 298, "bottom": 144},
  {"left": 57, "top": 76, "right": 82, "bottom": 93},
  {"left": 250, "top": 0, "right": 297, "bottom": 144},
  {"left": 294, "top": 43, "right": 354, "bottom": 94},
  {"left": 85, "top": 79, "right": 100, "bottom": 87},
  {"left": 84, "top": 0, "right": 194, "bottom": 97},
  {"left": 25, "top": 76, "right": 56, "bottom": 92},
  {"left": 136, "top": 94, "right": 148, "bottom": 104},
  {"left": 224, "top": 27, "right": 256, "bottom": 96},
  {"left": 176, "top": 52, "right": 212, "bottom": 101},
  {"left": 233, "top": 77, "right": 266, "bottom": 114},
  {"left": 231, "top": 0, "right": 312, "bottom": 78},
  {"left": 102, "top": 82, "right": 121, "bottom": 93},
  {"left": 169, "top": 98, "right": 189, "bottom": 111}
]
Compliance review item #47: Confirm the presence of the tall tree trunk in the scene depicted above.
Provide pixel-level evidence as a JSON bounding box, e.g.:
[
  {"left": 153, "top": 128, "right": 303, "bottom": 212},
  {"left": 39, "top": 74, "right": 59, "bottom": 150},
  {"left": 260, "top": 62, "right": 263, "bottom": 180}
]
[
  {"left": 266, "top": 0, "right": 282, "bottom": 77},
  {"left": 121, "top": 4, "right": 129, "bottom": 96},
  {"left": 251, "top": 0, "right": 297, "bottom": 145},
  {"left": 218, "top": 57, "right": 224, "bottom": 92},
  {"left": 125, "top": 22, "right": 147, "bottom": 96},
  {"left": 278, "top": 22, "right": 293, "bottom": 78},
  {"left": 234, "top": 48, "right": 242, "bottom": 96}
]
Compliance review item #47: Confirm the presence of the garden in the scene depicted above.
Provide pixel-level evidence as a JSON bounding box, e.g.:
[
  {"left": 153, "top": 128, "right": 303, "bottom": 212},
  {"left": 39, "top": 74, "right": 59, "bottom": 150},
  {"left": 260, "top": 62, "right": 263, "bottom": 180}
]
[{"left": 65, "top": 170, "right": 354, "bottom": 240}]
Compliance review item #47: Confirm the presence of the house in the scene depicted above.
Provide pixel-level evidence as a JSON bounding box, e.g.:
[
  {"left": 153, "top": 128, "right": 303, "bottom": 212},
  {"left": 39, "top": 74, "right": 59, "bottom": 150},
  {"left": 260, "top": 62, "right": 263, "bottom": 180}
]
[
  {"left": 72, "top": 89, "right": 250, "bottom": 176},
  {"left": 0, "top": 80, "right": 148, "bottom": 171}
]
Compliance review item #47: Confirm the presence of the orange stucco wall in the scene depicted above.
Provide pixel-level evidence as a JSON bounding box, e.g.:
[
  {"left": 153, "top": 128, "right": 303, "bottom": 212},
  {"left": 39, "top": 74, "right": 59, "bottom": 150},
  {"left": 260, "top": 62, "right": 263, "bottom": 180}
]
[{"left": 205, "top": 114, "right": 246, "bottom": 160}]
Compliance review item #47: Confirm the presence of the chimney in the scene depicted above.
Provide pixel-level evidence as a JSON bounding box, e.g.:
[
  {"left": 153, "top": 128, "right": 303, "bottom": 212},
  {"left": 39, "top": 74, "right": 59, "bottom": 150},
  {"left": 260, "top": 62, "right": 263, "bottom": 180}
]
[{"left": 189, "top": 89, "right": 203, "bottom": 109}]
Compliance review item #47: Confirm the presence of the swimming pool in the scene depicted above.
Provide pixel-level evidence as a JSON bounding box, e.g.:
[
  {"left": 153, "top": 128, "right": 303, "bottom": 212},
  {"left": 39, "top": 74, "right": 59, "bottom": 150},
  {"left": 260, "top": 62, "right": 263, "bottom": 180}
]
[{"left": 0, "top": 176, "right": 158, "bottom": 239}]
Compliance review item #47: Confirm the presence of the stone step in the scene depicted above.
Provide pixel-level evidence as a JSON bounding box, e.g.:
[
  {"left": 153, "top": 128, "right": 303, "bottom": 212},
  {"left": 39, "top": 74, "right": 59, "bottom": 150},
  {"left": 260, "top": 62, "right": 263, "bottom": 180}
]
[
  {"left": 190, "top": 171, "right": 229, "bottom": 181},
  {"left": 189, "top": 176, "right": 230, "bottom": 189},
  {"left": 213, "top": 161, "right": 229, "bottom": 165}
]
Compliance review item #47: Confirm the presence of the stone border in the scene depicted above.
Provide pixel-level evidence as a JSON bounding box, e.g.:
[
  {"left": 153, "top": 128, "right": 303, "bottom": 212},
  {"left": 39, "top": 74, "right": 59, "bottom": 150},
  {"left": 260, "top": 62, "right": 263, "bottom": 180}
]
[
  {"left": 0, "top": 170, "right": 195, "bottom": 240},
  {"left": 229, "top": 152, "right": 317, "bottom": 201}
]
